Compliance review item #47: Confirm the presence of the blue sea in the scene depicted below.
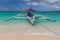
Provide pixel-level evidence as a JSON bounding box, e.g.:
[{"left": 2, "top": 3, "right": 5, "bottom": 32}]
[{"left": 0, "top": 11, "right": 60, "bottom": 36}]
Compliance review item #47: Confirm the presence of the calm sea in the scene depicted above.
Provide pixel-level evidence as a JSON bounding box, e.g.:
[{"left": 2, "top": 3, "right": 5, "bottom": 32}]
[{"left": 0, "top": 11, "right": 60, "bottom": 35}]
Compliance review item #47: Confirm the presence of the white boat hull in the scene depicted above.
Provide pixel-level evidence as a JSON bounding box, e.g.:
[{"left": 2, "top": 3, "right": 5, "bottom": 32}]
[{"left": 27, "top": 16, "right": 35, "bottom": 24}]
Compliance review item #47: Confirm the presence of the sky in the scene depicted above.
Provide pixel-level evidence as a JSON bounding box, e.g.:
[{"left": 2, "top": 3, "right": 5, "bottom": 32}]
[{"left": 0, "top": 0, "right": 60, "bottom": 11}]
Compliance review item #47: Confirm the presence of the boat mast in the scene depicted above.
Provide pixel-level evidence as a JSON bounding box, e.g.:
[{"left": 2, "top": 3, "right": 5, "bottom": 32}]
[
  {"left": 30, "top": 0, "right": 32, "bottom": 13},
  {"left": 31, "top": 1, "right": 32, "bottom": 10}
]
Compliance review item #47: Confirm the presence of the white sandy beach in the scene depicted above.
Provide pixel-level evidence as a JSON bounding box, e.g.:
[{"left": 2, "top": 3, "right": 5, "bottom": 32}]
[
  {"left": 0, "top": 22, "right": 60, "bottom": 40},
  {"left": 0, "top": 34, "right": 60, "bottom": 40}
]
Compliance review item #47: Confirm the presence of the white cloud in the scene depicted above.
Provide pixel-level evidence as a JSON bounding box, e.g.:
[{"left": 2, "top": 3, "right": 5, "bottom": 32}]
[
  {"left": 32, "top": 2, "right": 39, "bottom": 5},
  {"left": 24, "top": 0, "right": 30, "bottom": 2},
  {"left": 26, "top": 0, "right": 60, "bottom": 9},
  {"left": 39, "top": 2, "right": 49, "bottom": 6},
  {"left": 51, "top": 3, "right": 60, "bottom": 8},
  {"left": 43, "top": 0, "right": 59, "bottom": 3},
  {"left": 5, "top": 8, "right": 8, "bottom": 10},
  {"left": 24, "top": 0, "right": 60, "bottom": 2},
  {"left": 27, "top": 2, "right": 39, "bottom": 5}
]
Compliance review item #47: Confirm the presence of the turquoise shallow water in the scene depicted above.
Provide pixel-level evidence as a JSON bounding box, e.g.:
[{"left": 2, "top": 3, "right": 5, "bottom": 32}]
[{"left": 0, "top": 11, "right": 60, "bottom": 35}]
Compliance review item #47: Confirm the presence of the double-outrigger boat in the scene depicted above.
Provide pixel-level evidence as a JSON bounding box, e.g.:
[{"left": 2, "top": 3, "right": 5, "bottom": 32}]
[{"left": 5, "top": 11, "right": 56, "bottom": 25}]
